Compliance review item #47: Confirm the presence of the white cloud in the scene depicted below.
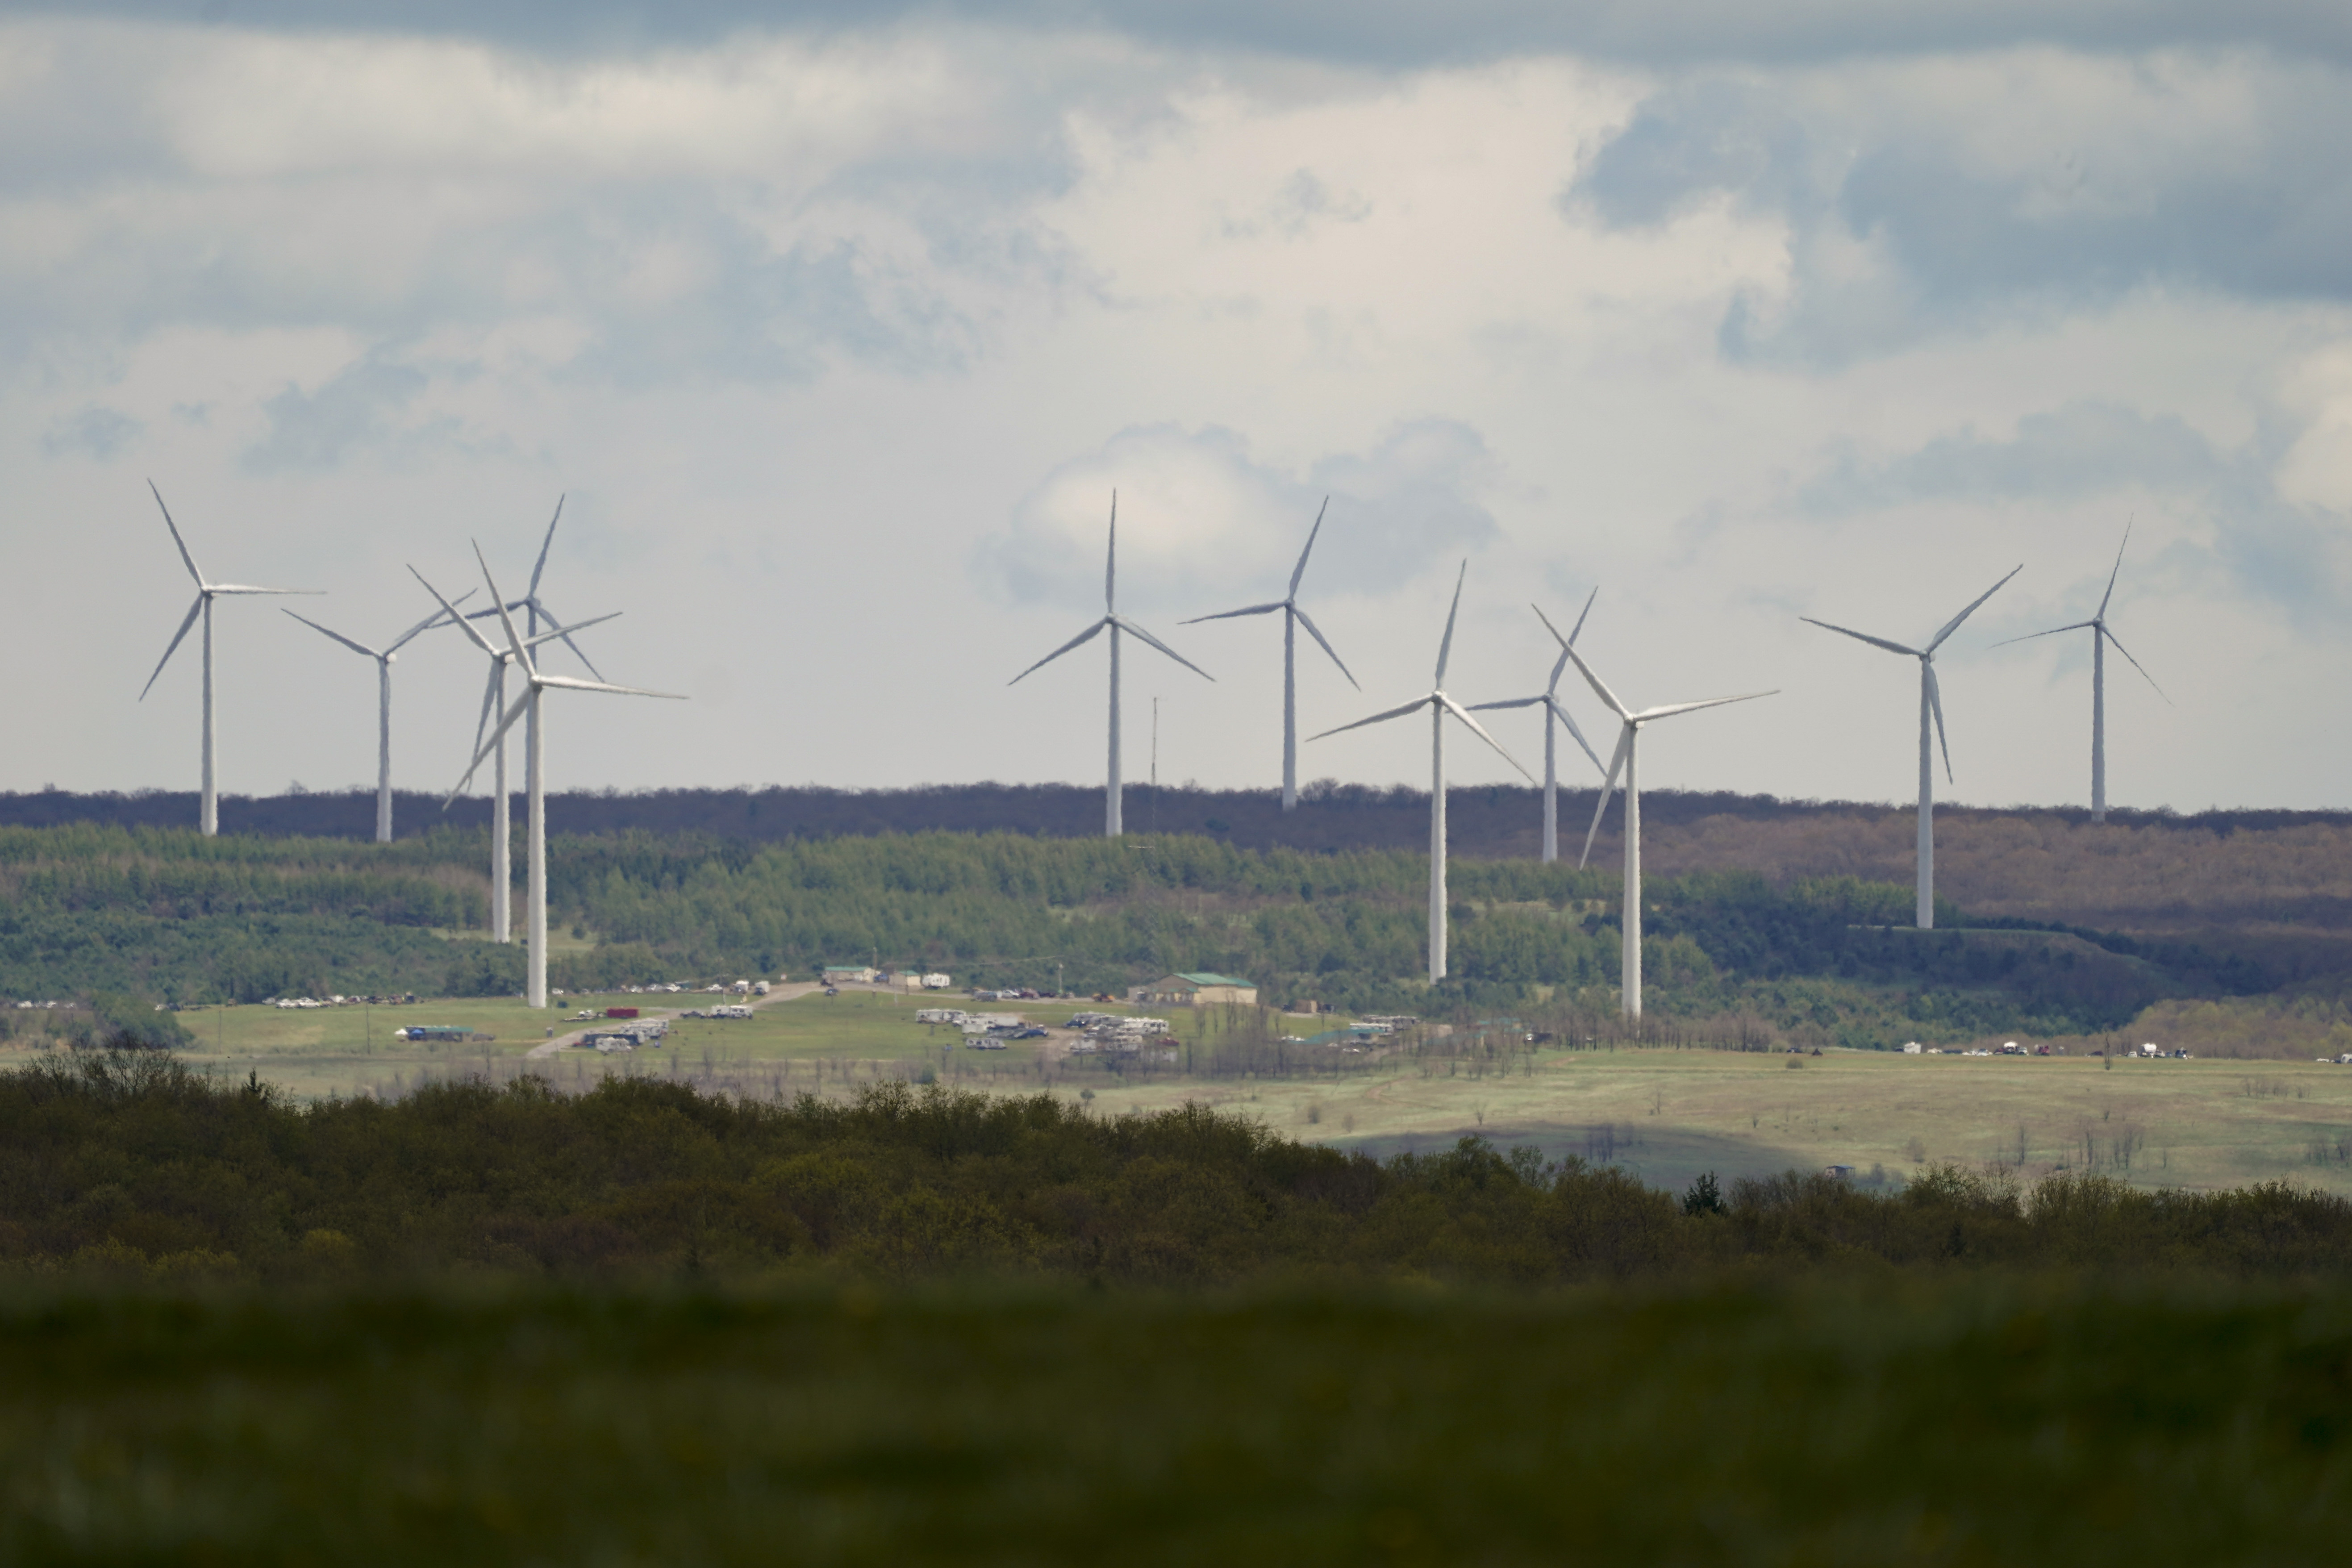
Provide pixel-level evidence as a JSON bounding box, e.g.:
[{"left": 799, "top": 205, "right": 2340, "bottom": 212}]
[{"left": 3, "top": 11, "right": 2351, "bottom": 817}]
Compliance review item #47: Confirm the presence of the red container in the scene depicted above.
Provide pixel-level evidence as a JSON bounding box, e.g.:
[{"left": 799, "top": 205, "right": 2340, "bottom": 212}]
[{"left": 605, "top": 1007, "right": 640, "bottom": 1019}]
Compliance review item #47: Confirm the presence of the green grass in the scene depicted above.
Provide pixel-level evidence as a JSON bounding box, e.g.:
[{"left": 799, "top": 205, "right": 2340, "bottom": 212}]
[
  {"left": 5, "top": 1279, "right": 2350, "bottom": 1564},
  {"left": 91, "top": 988, "right": 2352, "bottom": 1197}
]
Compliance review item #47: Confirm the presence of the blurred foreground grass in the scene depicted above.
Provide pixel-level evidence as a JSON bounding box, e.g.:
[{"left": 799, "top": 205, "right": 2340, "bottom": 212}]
[{"left": 5, "top": 1279, "right": 2350, "bottom": 1564}]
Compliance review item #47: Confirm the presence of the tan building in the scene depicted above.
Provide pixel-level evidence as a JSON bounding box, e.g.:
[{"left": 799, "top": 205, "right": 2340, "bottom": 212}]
[{"left": 1133, "top": 972, "right": 1259, "bottom": 1007}]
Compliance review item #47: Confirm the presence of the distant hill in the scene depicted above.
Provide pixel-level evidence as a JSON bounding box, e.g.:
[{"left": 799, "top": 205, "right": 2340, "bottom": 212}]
[
  {"left": 7, "top": 786, "right": 2351, "bottom": 963},
  {"left": 4, "top": 781, "right": 2343, "bottom": 855}
]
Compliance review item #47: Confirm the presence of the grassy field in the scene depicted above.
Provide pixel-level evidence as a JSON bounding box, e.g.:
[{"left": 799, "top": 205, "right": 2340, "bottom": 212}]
[
  {"left": 6, "top": 1280, "right": 2351, "bottom": 1564},
  {"left": 40, "top": 987, "right": 2352, "bottom": 1198}
]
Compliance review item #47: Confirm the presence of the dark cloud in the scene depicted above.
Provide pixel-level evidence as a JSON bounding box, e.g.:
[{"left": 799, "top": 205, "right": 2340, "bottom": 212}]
[
  {"left": 8, "top": 0, "right": 2352, "bottom": 67},
  {"left": 245, "top": 358, "right": 433, "bottom": 470},
  {"left": 1798, "top": 400, "right": 2352, "bottom": 627},
  {"left": 41, "top": 406, "right": 144, "bottom": 460},
  {"left": 1568, "top": 67, "right": 2352, "bottom": 362}
]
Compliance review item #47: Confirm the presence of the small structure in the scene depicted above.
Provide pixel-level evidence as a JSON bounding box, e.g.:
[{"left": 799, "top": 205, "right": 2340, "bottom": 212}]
[
  {"left": 823, "top": 965, "right": 877, "bottom": 985},
  {"left": 1132, "top": 972, "right": 1259, "bottom": 1007},
  {"left": 1900, "top": 1041, "right": 1922, "bottom": 1054}
]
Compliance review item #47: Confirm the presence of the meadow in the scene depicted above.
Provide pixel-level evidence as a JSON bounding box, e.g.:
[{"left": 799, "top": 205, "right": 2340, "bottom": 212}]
[{"left": 34, "top": 982, "right": 2349, "bottom": 1196}]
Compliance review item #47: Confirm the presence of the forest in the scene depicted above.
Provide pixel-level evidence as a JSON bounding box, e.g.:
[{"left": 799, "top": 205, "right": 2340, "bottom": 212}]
[
  {"left": 0, "top": 821, "right": 2285, "bottom": 1040},
  {"left": 13, "top": 1051, "right": 2352, "bottom": 1564}
]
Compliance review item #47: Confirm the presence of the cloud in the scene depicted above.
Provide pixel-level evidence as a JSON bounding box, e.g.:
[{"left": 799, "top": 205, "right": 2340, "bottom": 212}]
[
  {"left": 14, "top": 0, "right": 2352, "bottom": 68},
  {"left": 981, "top": 418, "right": 1501, "bottom": 613},
  {"left": 1796, "top": 400, "right": 2352, "bottom": 626},
  {"left": 1568, "top": 53, "right": 2352, "bottom": 362},
  {"left": 244, "top": 356, "right": 434, "bottom": 470},
  {"left": 41, "top": 405, "right": 142, "bottom": 459}
]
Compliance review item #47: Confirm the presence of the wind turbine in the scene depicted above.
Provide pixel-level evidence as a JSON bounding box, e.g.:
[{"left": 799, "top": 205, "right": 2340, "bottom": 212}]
[
  {"left": 1995, "top": 524, "right": 2165, "bottom": 824},
  {"left": 138, "top": 482, "right": 323, "bottom": 835},
  {"left": 464, "top": 500, "right": 605, "bottom": 943},
  {"left": 1560, "top": 620, "right": 1774, "bottom": 1019},
  {"left": 1802, "top": 566, "right": 2020, "bottom": 929},
  {"left": 1009, "top": 493, "right": 1213, "bottom": 836},
  {"left": 413, "top": 549, "right": 683, "bottom": 1009},
  {"left": 1469, "top": 589, "right": 1608, "bottom": 862},
  {"left": 459, "top": 610, "right": 625, "bottom": 939},
  {"left": 1309, "top": 563, "right": 1533, "bottom": 984},
  {"left": 1181, "top": 498, "right": 1358, "bottom": 811},
  {"left": 282, "top": 596, "right": 475, "bottom": 843}
]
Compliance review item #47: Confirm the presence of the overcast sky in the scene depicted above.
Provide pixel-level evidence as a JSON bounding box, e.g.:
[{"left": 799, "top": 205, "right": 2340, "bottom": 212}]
[{"left": 5, "top": 2, "right": 2349, "bottom": 814}]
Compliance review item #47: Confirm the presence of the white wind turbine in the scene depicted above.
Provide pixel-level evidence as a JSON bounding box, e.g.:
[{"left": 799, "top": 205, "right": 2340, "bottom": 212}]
[
  {"left": 1560, "top": 617, "right": 1775, "bottom": 1019},
  {"left": 1469, "top": 590, "right": 1607, "bottom": 862},
  {"left": 138, "top": 482, "right": 323, "bottom": 836},
  {"left": 1309, "top": 563, "right": 1533, "bottom": 984},
  {"left": 283, "top": 595, "right": 475, "bottom": 843},
  {"left": 1802, "top": 566, "right": 2020, "bottom": 930},
  {"left": 1181, "top": 498, "right": 1358, "bottom": 811},
  {"left": 424, "top": 501, "right": 607, "bottom": 942},
  {"left": 1009, "top": 494, "right": 1213, "bottom": 836},
  {"left": 1995, "top": 523, "right": 2165, "bottom": 824},
  {"left": 413, "top": 548, "right": 684, "bottom": 1009},
  {"left": 459, "top": 609, "right": 626, "bottom": 940}
]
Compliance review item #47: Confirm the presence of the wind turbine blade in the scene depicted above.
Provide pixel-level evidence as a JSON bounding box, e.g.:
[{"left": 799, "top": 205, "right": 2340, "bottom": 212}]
[
  {"left": 410, "top": 566, "right": 502, "bottom": 659},
  {"left": 1288, "top": 496, "right": 1329, "bottom": 599},
  {"left": 525, "top": 596, "right": 607, "bottom": 680},
  {"left": 147, "top": 480, "right": 206, "bottom": 588},
  {"left": 1631, "top": 690, "right": 1779, "bottom": 723},
  {"left": 1579, "top": 727, "right": 1631, "bottom": 869},
  {"left": 386, "top": 588, "right": 476, "bottom": 655},
  {"left": 1181, "top": 601, "right": 1284, "bottom": 625},
  {"left": 1307, "top": 695, "right": 1434, "bottom": 742},
  {"left": 1008, "top": 618, "right": 1109, "bottom": 685},
  {"left": 534, "top": 675, "right": 688, "bottom": 699},
  {"left": 1991, "top": 621, "right": 2095, "bottom": 648},
  {"left": 1438, "top": 693, "right": 1535, "bottom": 783},
  {"left": 1466, "top": 695, "right": 1544, "bottom": 711},
  {"left": 1568, "top": 585, "right": 1597, "bottom": 644},
  {"left": 450, "top": 690, "right": 533, "bottom": 805},
  {"left": 1800, "top": 617, "right": 1921, "bottom": 659},
  {"left": 1433, "top": 561, "right": 1467, "bottom": 686},
  {"left": 472, "top": 543, "right": 533, "bottom": 679},
  {"left": 1547, "top": 696, "right": 1609, "bottom": 777},
  {"left": 2098, "top": 517, "right": 2131, "bottom": 620},
  {"left": 528, "top": 495, "right": 563, "bottom": 601},
  {"left": 524, "top": 610, "right": 621, "bottom": 649},
  {"left": 1105, "top": 492, "right": 1116, "bottom": 612},
  {"left": 1289, "top": 605, "right": 1358, "bottom": 689},
  {"left": 139, "top": 595, "right": 205, "bottom": 701},
  {"left": 1531, "top": 602, "right": 1581, "bottom": 697},
  {"left": 1926, "top": 564, "right": 2023, "bottom": 653},
  {"left": 281, "top": 609, "right": 381, "bottom": 661},
  {"left": 2101, "top": 625, "right": 2170, "bottom": 704},
  {"left": 1113, "top": 617, "right": 1214, "bottom": 681},
  {"left": 1925, "top": 662, "right": 1954, "bottom": 785},
  {"left": 204, "top": 585, "right": 323, "bottom": 596},
  {"left": 1553, "top": 633, "right": 1633, "bottom": 722},
  {"left": 471, "top": 659, "right": 501, "bottom": 759}
]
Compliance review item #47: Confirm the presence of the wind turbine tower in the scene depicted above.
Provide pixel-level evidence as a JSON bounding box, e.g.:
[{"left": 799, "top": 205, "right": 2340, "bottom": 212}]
[
  {"left": 283, "top": 597, "right": 473, "bottom": 843},
  {"left": 1558, "top": 614, "right": 1773, "bottom": 1018},
  {"left": 1009, "top": 494, "right": 1214, "bottom": 836},
  {"left": 1803, "top": 566, "right": 2020, "bottom": 928},
  {"left": 1183, "top": 498, "right": 1358, "bottom": 811},
  {"left": 1997, "top": 524, "right": 2165, "bottom": 823},
  {"left": 1469, "top": 590, "right": 1607, "bottom": 862},
  {"left": 138, "top": 482, "right": 322, "bottom": 835},
  {"left": 416, "top": 551, "right": 682, "bottom": 1010},
  {"left": 1309, "top": 563, "right": 1532, "bottom": 983}
]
